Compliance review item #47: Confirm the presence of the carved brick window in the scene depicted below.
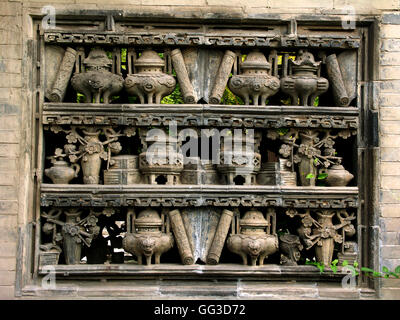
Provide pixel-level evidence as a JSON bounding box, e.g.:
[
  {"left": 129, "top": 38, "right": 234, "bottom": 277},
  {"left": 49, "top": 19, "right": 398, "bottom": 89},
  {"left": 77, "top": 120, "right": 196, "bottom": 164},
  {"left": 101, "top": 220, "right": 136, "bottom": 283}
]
[{"left": 28, "top": 14, "right": 377, "bottom": 290}]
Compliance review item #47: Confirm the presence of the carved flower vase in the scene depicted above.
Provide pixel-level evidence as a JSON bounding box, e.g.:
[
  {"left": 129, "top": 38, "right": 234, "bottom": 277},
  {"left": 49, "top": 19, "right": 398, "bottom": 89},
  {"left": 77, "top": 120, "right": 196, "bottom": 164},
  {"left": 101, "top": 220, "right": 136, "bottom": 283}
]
[
  {"left": 325, "top": 164, "right": 354, "bottom": 186},
  {"left": 45, "top": 159, "right": 80, "bottom": 184},
  {"left": 62, "top": 209, "right": 84, "bottom": 265},
  {"left": 124, "top": 49, "right": 176, "bottom": 104},
  {"left": 227, "top": 209, "right": 278, "bottom": 266},
  {"left": 80, "top": 128, "right": 103, "bottom": 184},
  {"left": 71, "top": 47, "right": 124, "bottom": 103},
  {"left": 280, "top": 50, "right": 329, "bottom": 106},
  {"left": 228, "top": 50, "right": 280, "bottom": 106},
  {"left": 314, "top": 211, "right": 336, "bottom": 267},
  {"left": 123, "top": 209, "right": 174, "bottom": 265}
]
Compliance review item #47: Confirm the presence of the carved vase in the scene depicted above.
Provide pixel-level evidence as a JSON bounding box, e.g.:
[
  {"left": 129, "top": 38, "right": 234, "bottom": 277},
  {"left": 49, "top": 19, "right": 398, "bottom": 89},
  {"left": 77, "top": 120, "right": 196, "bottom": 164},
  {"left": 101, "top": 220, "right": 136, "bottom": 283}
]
[
  {"left": 314, "top": 211, "right": 336, "bottom": 267},
  {"left": 228, "top": 50, "right": 280, "bottom": 106},
  {"left": 71, "top": 47, "right": 124, "bottom": 103},
  {"left": 280, "top": 50, "right": 329, "bottom": 106},
  {"left": 45, "top": 160, "right": 80, "bottom": 184},
  {"left": 62, "top": 209, "right": 84, "bottom": 265},
  {"left": 124, "top": 49, "right": 176, "bottom": 104},
  {"left": 80, "top": 128, "right": 103, "bottom": 184},
  {"left": 325, "top": 164, "right": 354, "bottom": 186}
]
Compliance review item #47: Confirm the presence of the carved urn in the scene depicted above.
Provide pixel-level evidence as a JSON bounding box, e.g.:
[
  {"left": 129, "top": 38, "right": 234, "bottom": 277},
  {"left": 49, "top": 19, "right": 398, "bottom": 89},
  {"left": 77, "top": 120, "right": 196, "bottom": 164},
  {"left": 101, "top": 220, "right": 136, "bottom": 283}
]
[
  {"left": 123, "top": 209, "right": 174, "bottom": 265},
  {"left": 227, "top": 209, "right": 278, "bottom": 266},
  {"left": 228, "top": 50, "right": 280, "bottom": 106},
  {"left": 45, "top": 158, "right": 80, "bottom": 184},
  {"left": 124, "top": 49, "right": 176, "bottom": 104},
  {"left": 324, "top": 164, "right": 354, "bottom": 186},
  {"left": 71, "top": 47, "right": 124, "bottom": 103},
  {"left": 280, "top": 50, "right": 329, "bottom": 106}
]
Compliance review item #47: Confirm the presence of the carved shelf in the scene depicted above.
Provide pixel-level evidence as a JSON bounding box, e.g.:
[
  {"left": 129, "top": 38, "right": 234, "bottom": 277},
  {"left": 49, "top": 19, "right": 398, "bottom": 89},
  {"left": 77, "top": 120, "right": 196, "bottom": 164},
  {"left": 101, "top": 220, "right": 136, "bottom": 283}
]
[
  {"left": 37, "top": 263, "right": 346, "bottom": 281},
  {"left": 42, "top": 103, "right": 359, "bottom": 129},
  {"left": 40, "top": 184, "right": 358, "bottom": 208}
]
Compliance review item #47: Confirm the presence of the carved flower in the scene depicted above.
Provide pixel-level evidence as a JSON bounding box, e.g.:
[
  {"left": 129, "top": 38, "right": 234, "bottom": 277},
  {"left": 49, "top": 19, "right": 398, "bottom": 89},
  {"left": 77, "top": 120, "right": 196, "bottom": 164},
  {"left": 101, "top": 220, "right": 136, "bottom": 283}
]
[
  {"left": 50, "top": 125, "right": 63, "bottom": 134},
  {"left": 334, "top": 233, "right": 343, "bottom": 243},
  {"left": 69, "top": 154, "right": 79, "bottom": 163},
  {"left": 338, "top": 130, "right": 352, "bottom": 139},
  {"left": 319, "top": 226, "right": 336, "bottom": 239},
  {"left": 323, "top": 137, "right": 335, "bottom": 148},
  {"left": 99, "top": 151, "right": 108, "bottom": 161},
  {"left": 63, "top": 224, "right": 80, "bottom": 237},
  {"left": 54, "top": 148, "right": 65, "bottom": 158},
  {"left": 279, "top": 144, "right": 291, "bottom": 158},
  {"left": 124, "top": 127, "right": 136, "bottom": 137},
  {"left": 42, "top": 222, "right": 54, "bottom": 234},
  {"left": 66, "top": 133, "right": 78, "bottom": 144},
  {"left": 324, "top": 147, "right": 336, "bottom": 157},
  {"left": 90, "top": 226, "right": 100, "bottom": 237},
  {"left": 103, "top": 208, "right": 115, "bottom": 217},
  {"left": 64, "top": 144, "right": 77, "bottom": 154},
  {"left": 302, "top": 215, "right": 314, "bottom": 227},
  {"left": 84, "top": 142, "right": 102, "bottom": 155},
  {"left": 286, "top": 209, "right": 298, "bottom": 218},
  {"left": 54, "top": 233, "right": 63, "bottom": 242},
  {"left": 86, "top": 215, "right": 98, "bottom": 227},
  {"left": 267, "top": 130, "right": 279, "bottom": 140},
  {"left": 293, "top": 154, "right": 301, "bottom": 164},
  {"left": 323, "top": 161, "right": 331, "bottom": 168},
  {"left": 109, "top": 142, "right": 122, "bottom": 154}
]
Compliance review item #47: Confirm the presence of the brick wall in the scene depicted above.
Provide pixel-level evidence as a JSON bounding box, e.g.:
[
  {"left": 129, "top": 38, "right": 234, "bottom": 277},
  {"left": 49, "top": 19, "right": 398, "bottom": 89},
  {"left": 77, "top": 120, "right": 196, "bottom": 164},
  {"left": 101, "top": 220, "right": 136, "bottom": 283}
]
[{"left": 0, "top": 0, "right": 399, "bottom": 299}]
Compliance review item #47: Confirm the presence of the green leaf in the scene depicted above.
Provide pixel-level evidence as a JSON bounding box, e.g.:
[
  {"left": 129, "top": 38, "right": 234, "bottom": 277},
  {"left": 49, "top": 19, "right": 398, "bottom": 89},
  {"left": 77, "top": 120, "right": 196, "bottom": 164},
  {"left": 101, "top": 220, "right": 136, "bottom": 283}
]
[
  {"left": 361, "top": 267, "right": 374, "bottom": 273},
  {"left": 353, "top": 261, "right": 359, "bottom": 268},
  {"left": 317, "top": 173, "right": 328, "bottom": 180},
  {"left": 331, "top": 259, "right": 338, "bottom": 266},
  {"left": 388, "top": 272, "right": 399, "bottom": 279},
  {"left": 306, "top": 173, "right": 315, "bottom": 179},
  {"left": 314, "top": 158, "right": 319, "bottom": 165},
  {"left": 382, "top": 266, "right": 389, "bottom": 273},
  {"left": 342, "top": 260, "right": 349, "bottom": 267},
  {"left": 395, "top": 265, "right": 400, "bottom": 275}
]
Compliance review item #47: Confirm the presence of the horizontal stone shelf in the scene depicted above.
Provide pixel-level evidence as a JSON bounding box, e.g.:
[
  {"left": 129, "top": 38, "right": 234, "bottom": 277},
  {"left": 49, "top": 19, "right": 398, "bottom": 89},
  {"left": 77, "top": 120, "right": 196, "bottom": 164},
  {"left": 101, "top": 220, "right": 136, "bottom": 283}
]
[
  {"left": 42, "top": 103, "right": 359, "bottom": 129},
  {"left": 38, "top": 263, "right": 346, "bottom": 281},
  {"left": 43, "top": 30, "right": 361, "bottom": 49},
  {"left": 40, "top": 184, "right": 358, "bottom": 208}
]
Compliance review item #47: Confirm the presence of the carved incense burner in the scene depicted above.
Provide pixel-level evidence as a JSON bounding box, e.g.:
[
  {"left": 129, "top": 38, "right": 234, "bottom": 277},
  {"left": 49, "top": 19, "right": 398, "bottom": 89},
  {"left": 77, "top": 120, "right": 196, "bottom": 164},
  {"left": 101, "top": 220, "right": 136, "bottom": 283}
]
[
  {"left": 71, "top": 47, "right": 124, "bottom": 103},
  {"left": 280, "top": 50, "right": 329, "bottom": 106},
  {"left": 123, "top": 209, "right": 174, "bottom": 265},
  {"left": 227, "top": 209, "right": 278, "bottom": 266},
  {"left": 124, "top": 49, "right": 176, "bottom": 104},
  {"left": 229, "top": 50, "right": 280, "bottom": 106}
]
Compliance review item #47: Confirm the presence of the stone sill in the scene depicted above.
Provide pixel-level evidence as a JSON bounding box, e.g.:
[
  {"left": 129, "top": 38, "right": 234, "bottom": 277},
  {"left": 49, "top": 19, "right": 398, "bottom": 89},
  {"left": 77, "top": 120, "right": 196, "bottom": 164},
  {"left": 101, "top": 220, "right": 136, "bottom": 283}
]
[
  {"left": 42, "top": 103, "right": 359, "bottom": 128},
  {"left": 40, "top": 185, "right": 359, "bottom": 208}
]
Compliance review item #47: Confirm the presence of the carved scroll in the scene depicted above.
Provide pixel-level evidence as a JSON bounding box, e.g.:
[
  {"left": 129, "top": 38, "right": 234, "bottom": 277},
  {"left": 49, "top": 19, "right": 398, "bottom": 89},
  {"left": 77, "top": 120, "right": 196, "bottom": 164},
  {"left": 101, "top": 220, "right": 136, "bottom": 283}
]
[
  {"left": 206, "top": 209, "right": 233, "bottom": 265},
  {"left": 326, "top": 54, "right": 349, "bottom": 107},
  {"left": 171, "top": 48, "right": 196, "bottom": 103},
  {"left": 168, "top": 209, "right": 194, "bottom": 265},
  {"left": 209, "top": 50, "right": 236, "bottom": 104},
  {"left": 48, "top": 47, "right": 77, "bottom": 102}
]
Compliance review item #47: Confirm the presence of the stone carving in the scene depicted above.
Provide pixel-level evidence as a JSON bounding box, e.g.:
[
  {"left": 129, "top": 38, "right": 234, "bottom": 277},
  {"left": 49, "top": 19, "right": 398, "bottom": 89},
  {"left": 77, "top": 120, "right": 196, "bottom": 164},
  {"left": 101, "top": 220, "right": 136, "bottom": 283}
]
[
  {"left": 45, "top": 148, "right": 80, "bottom": 184},
  {"left": 125, "top": 49, "right": 176, "bottom": 104},
  {"left": 279, "top": 234, "right": 303, "bottom": 266},
  {"left": 104, "top": 155, "right": 142, "bottom": 184},
  {"left": 170, "top": 48, "right": 196, "bottom": 103},
  {"left": 256, "top": 162, "right": 278, "bottom": 185},
  {"left": 123, "top": 209, "right": 174, "bottom": 265},
  {"left": 71, "top": 47, "right": 124, "bottom": 103},
  {"left": 267, "top": 128, "right": 356, "bottom": 186},
  {"left": 41, "top": 208, "right": 100, "bottom": 264},
  {"left": 168, "top": 209, "right": 194, "bottom": 265},
  {"left": 228, "top": 50, "right": 280, "bottom": 106},
  {"left": 321, "top": 164, "right": 354, "bottom": 186},
  {"left": 39, "top": 243, "right": 62, "bottom": 267},
  {"left": 47, "top": 47, "right": 77, "bottom": 102},
  {"left": 281, "top": 50, "right": 329, "bottom": 106},
  {"left": 49, "top": 125, "right": 125, "bottom": 184},
  {"left": 287, "top": 209, "right": 356, "bottom": 267},
  {"left": 227, "top": 208, "right": 279, "bottom": 266},
  {"left": 180, "top": 157, "right": 219, "bottom": 185},
  {"left": 325, "top": 53, "right": 350, "bottom": 107},
  {"left": 209, "top": 50, "right": 236, "bottom": 104}
]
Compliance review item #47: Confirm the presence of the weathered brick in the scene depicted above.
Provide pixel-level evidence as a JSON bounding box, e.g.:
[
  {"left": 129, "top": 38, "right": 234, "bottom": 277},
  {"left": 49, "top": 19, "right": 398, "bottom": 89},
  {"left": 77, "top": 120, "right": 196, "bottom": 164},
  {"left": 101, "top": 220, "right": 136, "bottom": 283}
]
[
  {"left": 0, "top": 144, "right": 19, "bottom": 158},
  {"left": 380, "top": 121, "right": 400, "bottom": 135},
  {"left": 0, "top": 271, "right": 15, "bottom": 286},
  {"left": 0, "top": 17, "right": 22, "bottom": 33},
  {"left": 0, "top": 46, "right": 22, "bottom": 60},
  {"left": 0, "top": 158, "right": 18, "bottom": 171},
  {"left": 0, "top": 31, "right": 22, "bottom": 46},
  {"left": 0, "top": 131, "right": 19, "bottom": 144},
  {"left": 381, "top": 278, "right": 400, "bottom": 288},
  {"left": 380, "top": 80, "right": 400, "bottom": 93},
  {"left": 381, "top": 258, "right": 400, "bottom": 271},
  {"left": 0, "top": 171, "right": 18, "bottom": 186},
  {"left": 381, "top": 25, "right": 400, "bottom": 39},
  {"left": 0, "top": 201, "right": 18, "bottom": 214},
  {"left": 335, "top": 0, "right": 398, "bottom": 11},
  {"left": 381, "top": 232, "right": 400, "bottom": 245},
  {"left": 0, "top": 186, "right": 18, "bottom": 200},
  {"left": 381, "top": 39, "right": 400, "bottom": 52},
  {"left": 381, "top": 108, "right": 400, "bottom": 121},
  {"left": 381, "top": 288, "right": 400, "bottom": 299},
  {"left": 380, "top": 147, "right": 400, "bottom": 161},
  {"left": 269, "top": 0, "right": 333, "bottom": 8},
  {"left": 0, "top": 116, "right": 19, "bottom": 130},
  {"left": 207, "top": 0, "right": 264, "bottom": 6},
  {"left": 0, "top": 60, "right": 21, "bottom": 74},
  {"left": 380, "top": 67, "right": 400, "bottom": 80},
  {"left": 0, "top": 74, "right": 21, "bottom": 88},
  {"left": 383, "top": 13, "right": 400, "bottom": 25},
  {"left": 381, "top": 204, "right": 400, "bottom": 217},
  {"left": 0, "top": 89, "right": 20, "bottom": 105},
  {"left": 382, "top": 245, "right": 400, "bottom": 259},
  {"left": 0, "top": 2, "right": 21, "bottom": 16},
  {"left": 0, "top": 286, "right": 15, "bottom": 299},
  {"left": 380, "top": 135, "right": 400, "bottom": 147},
  {"left": 381, "top": 190, "right": 400, "bottom": 204},
  {"left": 0, "top": 216, "right": 18, "bottom": 242},
  {"left": 381, "top": 218, "right": 400, "bottom": 232},
  {"left": 141, "top": 0, "right": 202, "bottom": 5},
  {"left": 0, "top": 258, "right": 16, "bottom": 272},
  {"left": 381, "top": 162, "right": 400, "bottom": 175},
  {"left": 0, "top": 242, "right": 17, "bottom": 257}
]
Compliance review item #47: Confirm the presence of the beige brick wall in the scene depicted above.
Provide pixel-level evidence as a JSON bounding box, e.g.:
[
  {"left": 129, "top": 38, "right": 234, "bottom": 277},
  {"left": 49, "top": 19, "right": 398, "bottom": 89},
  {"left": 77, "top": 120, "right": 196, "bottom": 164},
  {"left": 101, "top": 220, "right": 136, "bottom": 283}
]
[{"left": 0, "top": 0, "right": 400, "bottom": 299}]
